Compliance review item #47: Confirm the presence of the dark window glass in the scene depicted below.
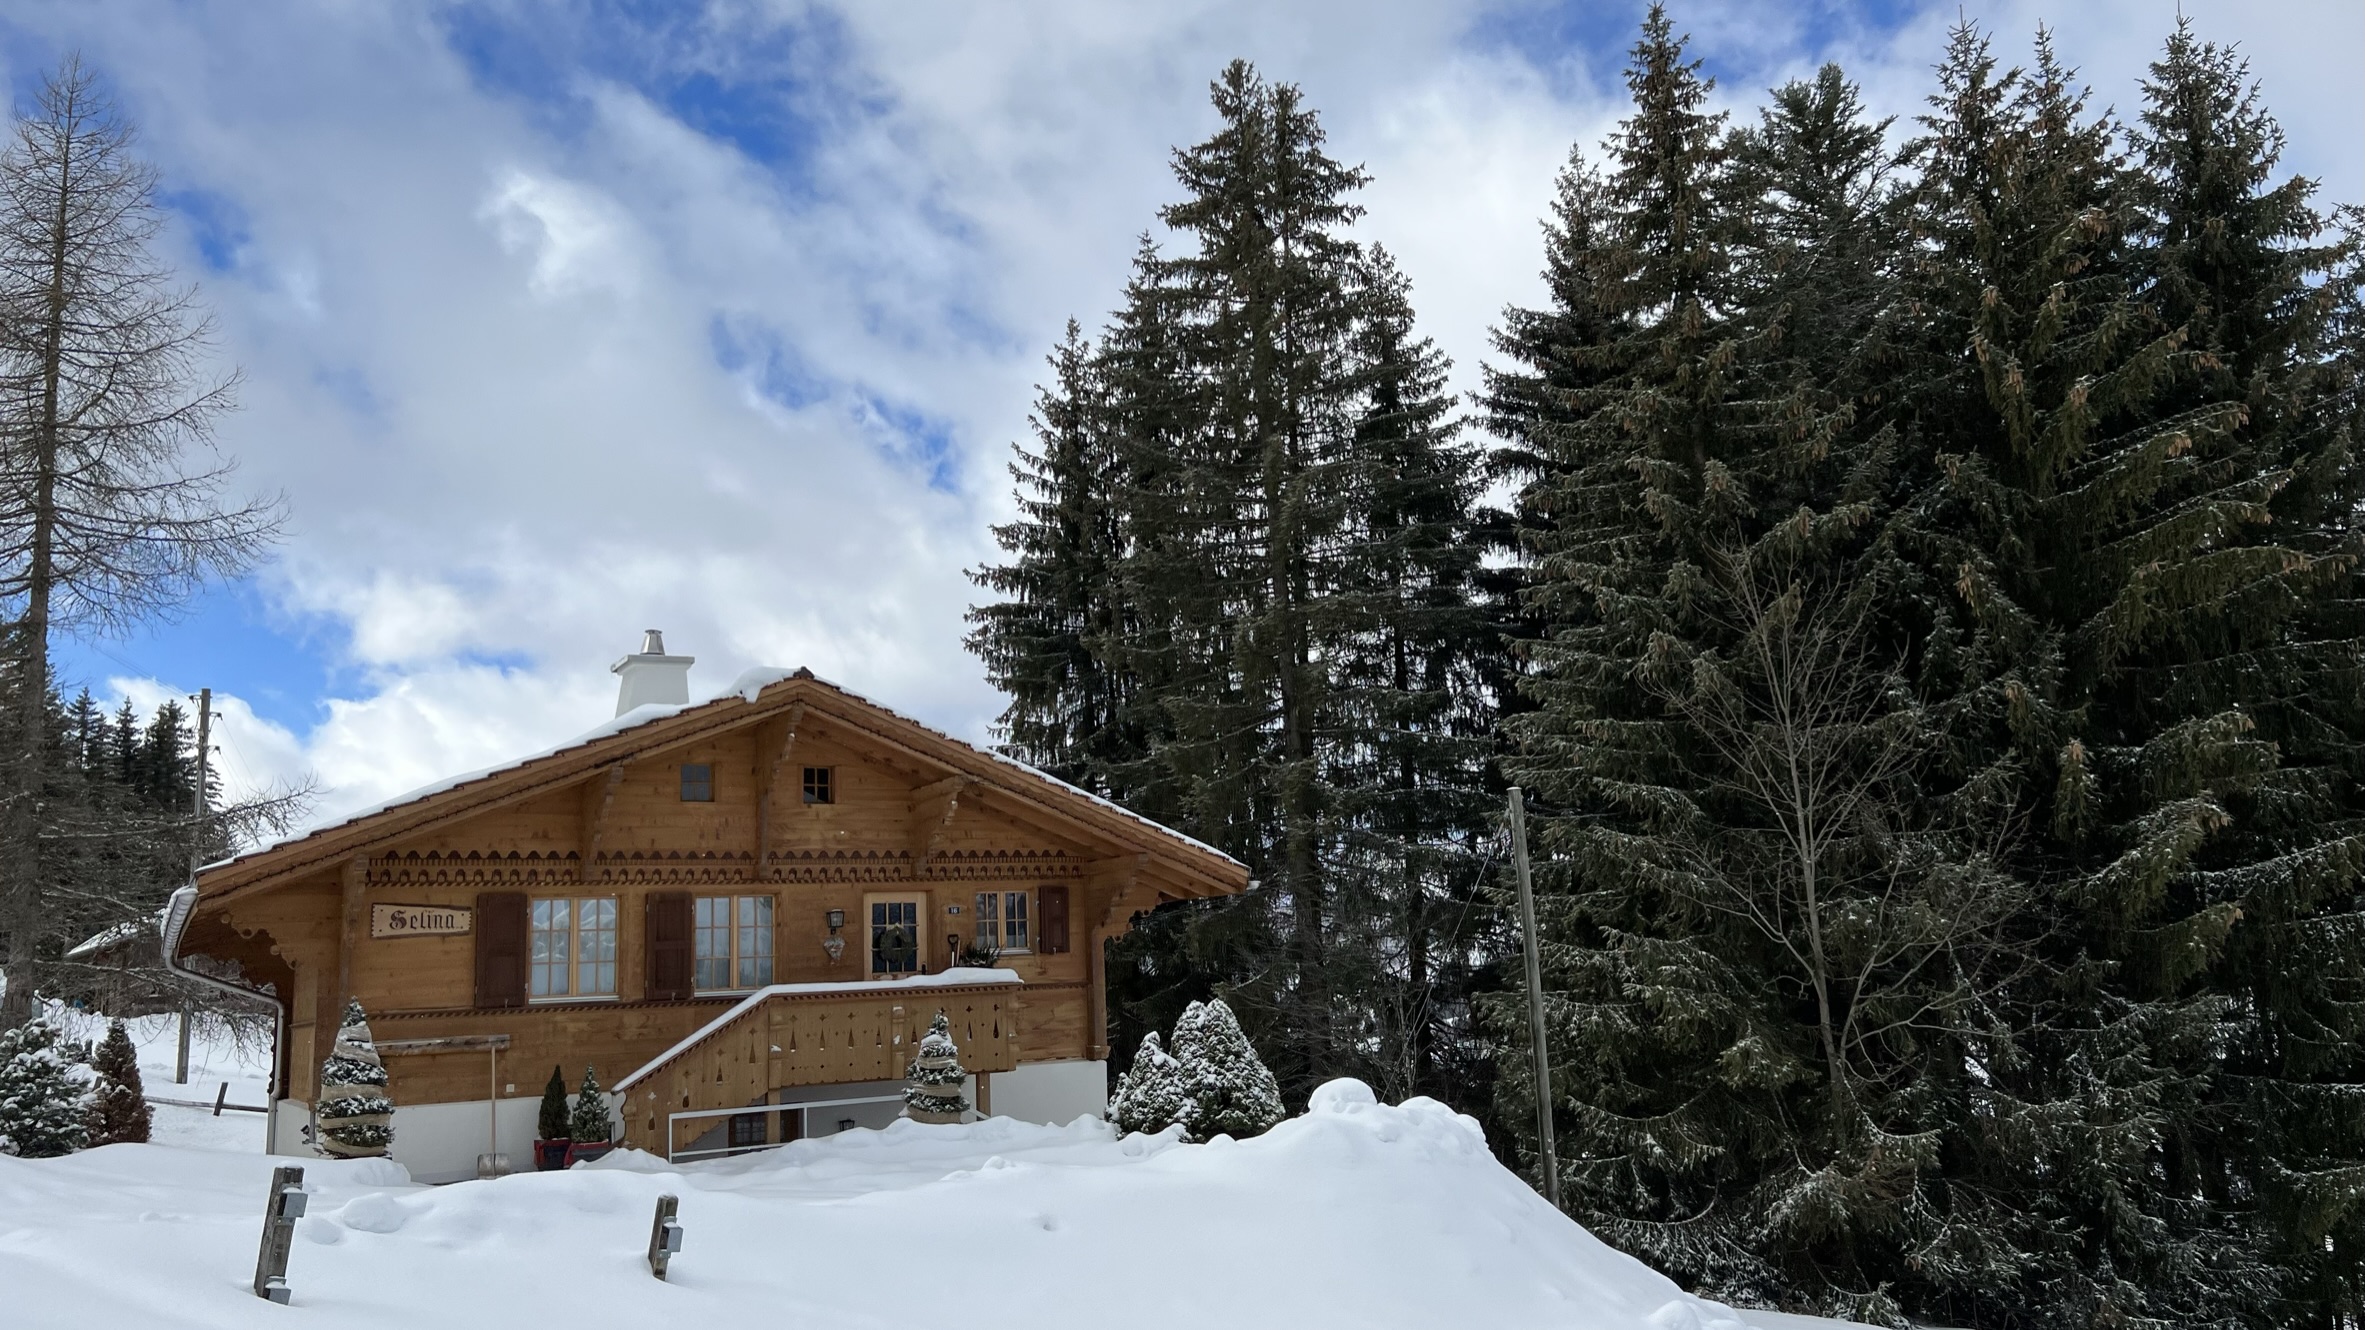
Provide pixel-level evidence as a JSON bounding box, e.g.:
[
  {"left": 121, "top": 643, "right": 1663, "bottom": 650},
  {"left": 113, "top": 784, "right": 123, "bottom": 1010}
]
[
  {"left": 680, "top": 763, "right": 713, "bottom": 802},
  {"left": 871, "top": 899, "right": 917, "bottom": 974},
  {"left": 729, "top": 1113, "right": 767, "bottom": 1149},
  {"left": 802, "top": 766, "right": 834, "bottom": 804}
]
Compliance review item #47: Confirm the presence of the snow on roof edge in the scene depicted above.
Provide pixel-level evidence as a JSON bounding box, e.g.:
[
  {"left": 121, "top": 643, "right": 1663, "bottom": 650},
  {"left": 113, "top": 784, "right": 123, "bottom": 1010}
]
[
  {"left": 201, "top": 667, "right": 1245, "bottom": 877},
  {"left": 614, "top": 968, "right": 1023, "bottom": 1091}
]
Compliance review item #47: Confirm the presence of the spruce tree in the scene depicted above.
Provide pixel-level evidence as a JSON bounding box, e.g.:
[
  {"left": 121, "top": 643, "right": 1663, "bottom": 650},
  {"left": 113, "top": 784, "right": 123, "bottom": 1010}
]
[
  {"left": 2120, "top": 24, "right": 2365, "bottom": 1327},
  {"left": 902, "top": 1012, "right": 970, "bottom": 1125},
  {"left": 1488, "top": 10, "right": 2021, "bottom": 1319},
  {"left": 1170, "top": 998, "right": 1283, "bottom": 1141},
  {"left": 1108, "top": 1030, "right": 1189, "bottom": 1136},
  {"left": 0, "top": 1012, "right": 87, "bottom": 1157},
  {"left": 1873, "top": 21, "right": 2352, "bottom": 1326},
  {"left": 84, "top": 1017, "right": 148, "bottom": 1145},
  {"left": 569, "top": 1066, "right": 611, "bottom": 1145},
  {"left": 971, "top": 62, "right": 1498, "bottom": 1110},
  {"left": 967, "top": 321, "right": 1137, "bottom": 789},
  {"left": 315, "top": 1000, "right": 392, "bottom": 1158}
]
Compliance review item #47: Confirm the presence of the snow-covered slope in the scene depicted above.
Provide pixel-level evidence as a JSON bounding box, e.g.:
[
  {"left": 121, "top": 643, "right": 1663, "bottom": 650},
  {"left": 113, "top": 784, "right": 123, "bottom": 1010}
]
[{"left": 0, "top": 1078, "right": 1827, "bottom": 1330}]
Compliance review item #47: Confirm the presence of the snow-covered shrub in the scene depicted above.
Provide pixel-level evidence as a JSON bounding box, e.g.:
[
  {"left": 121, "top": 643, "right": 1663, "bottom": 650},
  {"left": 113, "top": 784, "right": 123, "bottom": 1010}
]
[
  {"left": 1109, "top": 1030, "right": 1189, "bottom": 1136},
  {"left": 0, "top": 1013, "right": 90, "bottom": 1158},
  {"left": 1170, "top": 998, "right": 1282, "bottom": 1141},
  {"left": 903, "top": 1011, "right": 970, "bottom": 1123},
  {"left": 85, "top": 1018, "right": 150, "bottom": 1145},
  {"left": 570, "top": 1066, "right": 613, "bottom": 1144},
  {"left": 316, "top": 1000, "right": 394, "bottom": 1158}
]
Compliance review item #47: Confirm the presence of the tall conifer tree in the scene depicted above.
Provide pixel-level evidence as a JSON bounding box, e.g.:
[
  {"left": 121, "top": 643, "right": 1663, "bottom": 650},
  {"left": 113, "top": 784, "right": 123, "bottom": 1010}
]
[
  {"left": 973, "top": 62, "right": 1496, "bottom": 1105},
  {"left": 2122, "top": 24, "right": 2365, "bottom": 1327}
]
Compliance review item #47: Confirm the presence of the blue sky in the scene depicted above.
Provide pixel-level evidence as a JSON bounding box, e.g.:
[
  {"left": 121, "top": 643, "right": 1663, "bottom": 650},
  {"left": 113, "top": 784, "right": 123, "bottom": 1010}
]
[{"left": 6, "top": 0, "right": 2360, "bottom": 825}]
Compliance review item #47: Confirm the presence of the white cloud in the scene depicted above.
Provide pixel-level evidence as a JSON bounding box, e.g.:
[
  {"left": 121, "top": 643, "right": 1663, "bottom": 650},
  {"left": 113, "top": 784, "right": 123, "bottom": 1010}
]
[{"left": 9, "top": 0, "right": 2358, "bottom": 826}]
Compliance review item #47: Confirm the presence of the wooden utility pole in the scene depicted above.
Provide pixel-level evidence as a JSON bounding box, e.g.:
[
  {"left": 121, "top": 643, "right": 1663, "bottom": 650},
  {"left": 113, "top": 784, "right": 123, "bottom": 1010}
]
[
  {"left": 1508, "top": 787, "right": 1559, "bottom": 1209},
  {"left": 176, "top": 688, "right": 211, "bottom": 1085}
]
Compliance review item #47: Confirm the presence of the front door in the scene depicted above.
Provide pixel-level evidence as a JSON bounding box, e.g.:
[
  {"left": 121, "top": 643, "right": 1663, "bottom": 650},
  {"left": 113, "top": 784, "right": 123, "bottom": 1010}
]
[{"left": 867, "top": 895, "right": 925, "bottom": 977}]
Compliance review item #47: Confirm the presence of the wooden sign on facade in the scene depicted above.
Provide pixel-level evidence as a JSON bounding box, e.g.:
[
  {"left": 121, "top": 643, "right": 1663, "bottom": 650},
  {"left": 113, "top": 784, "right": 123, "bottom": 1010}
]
[{"left": 370, "top": 903, "right": 472, "bottom": 938}]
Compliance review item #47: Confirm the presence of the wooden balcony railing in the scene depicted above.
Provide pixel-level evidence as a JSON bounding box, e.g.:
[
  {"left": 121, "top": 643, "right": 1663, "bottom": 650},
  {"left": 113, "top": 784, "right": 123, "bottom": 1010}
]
[{"left": 613, "top": 974, "right": 1022, "bottom": 1155}]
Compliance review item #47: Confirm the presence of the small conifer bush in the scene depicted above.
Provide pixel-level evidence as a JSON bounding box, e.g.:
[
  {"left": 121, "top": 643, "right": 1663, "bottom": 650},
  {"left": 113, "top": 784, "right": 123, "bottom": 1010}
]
[
  {"left": 1170, "top": 999, "right": 1282, "bottom": 1141},
  {"left": 569, "top": 1066, "right": 612, "bottom": 1145},
  {"left": 85, "top": 1018, "right": 151, "bottom": 1146},
  {"left": 316, "top": 1000, "right": 394, "bottom": 1158},
  {"left": 0, "top": 1013, "right": 89, "bottom": 1158},
  {"left": 537, "top": 1065, "right": 571, "bottom": 1141},
  {"left": 902, "top": 1011, "right": 970, "bottom": 1123},
  {"left": 1108, "top": 1030, "right": 1188, "bottom": 1137}
]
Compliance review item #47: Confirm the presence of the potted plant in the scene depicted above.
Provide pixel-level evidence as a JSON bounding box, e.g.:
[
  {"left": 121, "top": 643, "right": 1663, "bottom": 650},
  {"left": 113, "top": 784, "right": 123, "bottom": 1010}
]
[
  {"left": 533, "top": 1065, "right": 572, "bottom": 1170},
  {"left": 564, "top": 1065, "right": 615, "bottom": 1166}
]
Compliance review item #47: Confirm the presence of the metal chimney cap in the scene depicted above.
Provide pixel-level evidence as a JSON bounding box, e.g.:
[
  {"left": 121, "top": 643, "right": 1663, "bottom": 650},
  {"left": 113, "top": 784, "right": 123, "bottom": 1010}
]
[{"left": 641, "top": 629, "right": 666, "bottom": 655}]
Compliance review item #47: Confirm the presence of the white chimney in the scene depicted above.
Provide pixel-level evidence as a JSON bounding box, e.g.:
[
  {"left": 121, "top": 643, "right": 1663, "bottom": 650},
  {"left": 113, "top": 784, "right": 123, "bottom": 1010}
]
[{"left": 612, "top": 629, "right": 694, "bottom": 716}]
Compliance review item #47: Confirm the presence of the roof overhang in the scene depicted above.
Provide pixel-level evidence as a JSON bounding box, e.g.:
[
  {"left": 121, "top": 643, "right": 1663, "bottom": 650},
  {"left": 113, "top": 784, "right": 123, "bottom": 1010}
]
[{"left": 191, "top": 671, "right": 1247, "bottom": 911}]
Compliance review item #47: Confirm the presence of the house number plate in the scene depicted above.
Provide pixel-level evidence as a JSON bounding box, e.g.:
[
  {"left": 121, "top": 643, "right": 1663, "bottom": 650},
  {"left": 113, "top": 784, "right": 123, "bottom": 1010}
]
[{"left": 370, "top": 904, "right": 473, "bottom": 938}]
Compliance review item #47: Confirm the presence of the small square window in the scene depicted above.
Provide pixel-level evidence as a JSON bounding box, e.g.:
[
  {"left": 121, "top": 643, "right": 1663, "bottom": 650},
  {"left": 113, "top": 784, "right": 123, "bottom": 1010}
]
[
  {"left": 680, "top": 763, "right": 714, "bottom": 802},
  {"left": 802, "top": 766, "right": 834, "bottom": 805}
]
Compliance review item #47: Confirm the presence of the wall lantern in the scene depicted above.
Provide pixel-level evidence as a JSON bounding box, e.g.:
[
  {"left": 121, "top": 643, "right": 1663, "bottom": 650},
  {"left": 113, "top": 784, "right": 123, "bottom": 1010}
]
[{"left": 822, "top": 908, "right": 847, "bottom": 963}]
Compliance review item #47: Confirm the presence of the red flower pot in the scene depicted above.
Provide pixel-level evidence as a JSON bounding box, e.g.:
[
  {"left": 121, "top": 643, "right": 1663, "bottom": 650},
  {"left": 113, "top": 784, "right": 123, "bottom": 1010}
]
[
  {"left": 533, "top": 1139, "right": 572, "bottom": 1171},
  {"left": 565, "top": 1141, "right": 614, "bottom": 1167}
]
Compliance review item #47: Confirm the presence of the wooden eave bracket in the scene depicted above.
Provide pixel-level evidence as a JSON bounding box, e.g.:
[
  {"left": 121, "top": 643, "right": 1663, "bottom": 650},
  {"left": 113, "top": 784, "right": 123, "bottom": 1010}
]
[
  {"left": 910, "top": 775, "right": 974, "bottom": 872},
  {"left": 1093, "top": 852, "right": 1157, "bottom": 931}
]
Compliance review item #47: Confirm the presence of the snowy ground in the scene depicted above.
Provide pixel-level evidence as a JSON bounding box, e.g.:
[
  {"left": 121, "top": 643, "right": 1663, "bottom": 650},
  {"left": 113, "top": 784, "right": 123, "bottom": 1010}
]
[
  {"left": 0, "top": 1070, "right": 1870, "bottom": 1330},
  {"left": 44, "top": 1005, "right": 271, "bottom": 1153}
]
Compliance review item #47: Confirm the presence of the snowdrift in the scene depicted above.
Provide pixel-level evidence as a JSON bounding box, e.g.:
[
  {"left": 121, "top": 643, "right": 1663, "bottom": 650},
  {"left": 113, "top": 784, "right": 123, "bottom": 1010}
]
[{"left": 0, "top": 1078, "right": 1764, "bottom": 1330}]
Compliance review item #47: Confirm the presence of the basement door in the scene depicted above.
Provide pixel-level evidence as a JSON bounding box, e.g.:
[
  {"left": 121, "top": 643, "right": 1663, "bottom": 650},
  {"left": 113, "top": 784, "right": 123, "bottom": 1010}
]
[{"left": 866, "top": 894, "right": 925, "bottom": 977}]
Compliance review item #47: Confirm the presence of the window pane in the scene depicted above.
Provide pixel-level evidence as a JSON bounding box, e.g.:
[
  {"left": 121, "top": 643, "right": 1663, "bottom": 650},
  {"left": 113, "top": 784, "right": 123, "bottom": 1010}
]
[
  {"left": 738, "top": 897, "right": 773, "bottom": 988},
  {"left": 680, "top": 763, "right": 714, "bottom": 802},
  {"left": 578, "top": 897, "right": 617, "bottom": 996},
  {"left": 973, "top": 892, "right": 996, "bottom": 949},
  {"left": 530, "top": 899, "right": 570, "bottom": 997},
  {"left": 1006, "top": 892, "right": 1030, "bottom": 951},
  {"left": 695, "top": 896, "right": 731, "bottom": 990},
  {"left": 873, "top": 900, "right": 916, "bottom": 974}
]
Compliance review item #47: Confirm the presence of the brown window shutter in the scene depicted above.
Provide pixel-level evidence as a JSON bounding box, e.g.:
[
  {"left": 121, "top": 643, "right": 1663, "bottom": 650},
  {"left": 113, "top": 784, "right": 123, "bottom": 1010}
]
[
  {"left": 474, "top": 892, "right": 529, "bottom": 1009},
  {"left": 647, "top": 892, "right": 695, "bottom": 1000},
  {"left": 1039, "top": 885, "right": 1070, "bottom": 955}
]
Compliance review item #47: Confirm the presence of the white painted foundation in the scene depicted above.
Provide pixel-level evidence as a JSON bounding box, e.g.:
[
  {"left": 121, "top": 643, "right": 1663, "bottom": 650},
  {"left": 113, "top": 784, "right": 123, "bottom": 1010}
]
[
  {"left": 988, "top": 1059, "right": 1107, "bottom": 1125},
  {"left": 273, "top": 1094, "right": 589, "bottom": 1184}
]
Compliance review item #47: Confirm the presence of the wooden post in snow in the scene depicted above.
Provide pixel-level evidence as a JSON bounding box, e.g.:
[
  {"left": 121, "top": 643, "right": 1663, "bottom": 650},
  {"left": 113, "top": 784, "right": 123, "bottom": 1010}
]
[
  {"left": 252, "top": 1164, "right": 306, "bottom": 1302},
  {"left": 647, "top": 1194, "right": 683, "bottom": 1280}
]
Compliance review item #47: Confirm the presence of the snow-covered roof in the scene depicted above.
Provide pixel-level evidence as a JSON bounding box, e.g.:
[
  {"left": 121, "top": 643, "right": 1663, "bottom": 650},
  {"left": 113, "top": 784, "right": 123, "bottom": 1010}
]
[
  {"left": 65, "top": 916, "right": 156, "bottom": 959},
  {"left": 614, "top": 968, "right": 1023, "bottom": 1092},
  {"left": 198, "top": 666, "right": 1244, "bottom": 885}
]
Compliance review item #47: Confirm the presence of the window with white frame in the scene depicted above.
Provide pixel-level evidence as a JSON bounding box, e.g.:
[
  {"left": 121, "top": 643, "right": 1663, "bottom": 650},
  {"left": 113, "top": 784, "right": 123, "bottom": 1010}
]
[
  {"left": 529, "top": 897, "right": 618, "bottom": 999},
  {"left": 695, "top": 895, "right": 774, "bottom": 991},
  {"left": 972, "top": 890, "right": 1030, "bottom": 954}
]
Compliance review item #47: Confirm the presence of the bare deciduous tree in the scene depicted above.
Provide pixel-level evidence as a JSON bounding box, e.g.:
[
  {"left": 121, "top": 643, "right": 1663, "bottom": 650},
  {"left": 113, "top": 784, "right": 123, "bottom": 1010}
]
[
  {"left": 1638, "top": 536, "right": 2029, "bottom": 1244},
  {"left": 0, "top": 57, "right": 283, "bottom": 1026}
]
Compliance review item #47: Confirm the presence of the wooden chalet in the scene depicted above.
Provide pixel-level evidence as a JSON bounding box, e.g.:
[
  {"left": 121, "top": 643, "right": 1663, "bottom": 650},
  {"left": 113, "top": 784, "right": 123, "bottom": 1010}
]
[{"left": 166, "top": 636, "right": 1247, "bottom": 1182}]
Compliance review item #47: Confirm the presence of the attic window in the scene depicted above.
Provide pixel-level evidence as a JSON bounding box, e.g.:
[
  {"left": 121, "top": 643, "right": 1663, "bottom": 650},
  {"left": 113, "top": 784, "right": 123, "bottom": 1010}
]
[
  {"left": 802, "top": 766, "right": 834, "bottom": 805},
  {"left": 680, "top": 763, "right": 714, "bottom": 802}
]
